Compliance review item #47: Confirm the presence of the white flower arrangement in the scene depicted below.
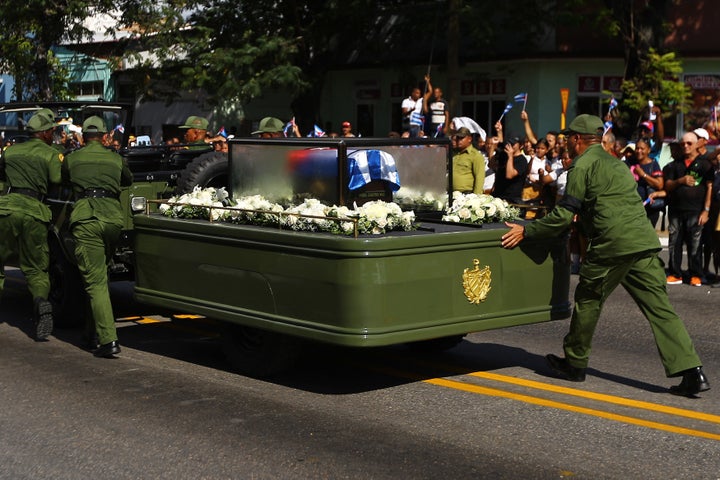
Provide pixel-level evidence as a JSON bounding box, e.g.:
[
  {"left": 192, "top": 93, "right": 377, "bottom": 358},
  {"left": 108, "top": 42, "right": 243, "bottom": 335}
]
[
  {"left": 158, "top": 186, "right": 228, "bottom": 221},
  {"left": 394, "top": 186, "right": 447, "bottom": 211},
  {"left": 442, "top": 191, "right": 520, "bottom": 225},
  {"left": 159, "top": 187, "right": 416, "bottom": 236}
]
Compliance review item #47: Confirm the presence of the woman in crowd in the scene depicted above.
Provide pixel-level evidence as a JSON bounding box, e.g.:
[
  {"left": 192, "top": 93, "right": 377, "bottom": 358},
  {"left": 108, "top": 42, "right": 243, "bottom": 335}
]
[{"left": 631, "top": 138, "right": 664, "bottom": 228}]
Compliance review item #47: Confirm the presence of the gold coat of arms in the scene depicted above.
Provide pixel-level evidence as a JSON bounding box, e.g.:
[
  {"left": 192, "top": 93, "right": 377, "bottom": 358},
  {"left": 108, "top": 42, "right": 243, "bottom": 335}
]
[{"left": 462, "top": 259, "right": 492, "bottom": 304}]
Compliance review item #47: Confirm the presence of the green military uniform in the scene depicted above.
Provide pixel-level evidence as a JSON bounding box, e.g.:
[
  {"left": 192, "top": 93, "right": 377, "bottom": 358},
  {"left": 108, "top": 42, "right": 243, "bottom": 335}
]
[
  {"left": 525, "top": 138, "right": 701, "bottom": 377},
  {"left": 452, "top": 144, "right": 485, "bottom": 194},
  {"left": 63, "top": 121, "right": 132, "bottom": 346},
  {"left": 0, "top": 136, "right": 62, "bottom": 302}
]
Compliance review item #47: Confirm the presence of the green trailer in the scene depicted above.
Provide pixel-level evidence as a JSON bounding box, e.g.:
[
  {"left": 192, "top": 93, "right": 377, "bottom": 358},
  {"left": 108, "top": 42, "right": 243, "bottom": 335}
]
[{"left": 132, "top": 137, "right": 571, "bottom": 375}]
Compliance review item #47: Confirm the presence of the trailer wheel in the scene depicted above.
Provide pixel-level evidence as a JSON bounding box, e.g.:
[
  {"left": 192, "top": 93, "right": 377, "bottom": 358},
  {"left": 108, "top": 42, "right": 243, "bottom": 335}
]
[
  {"left": 48, "top": 240, "right": 86, "bottom": 328},
  {"left": 220, "top": 323, "right": 302, "bottom": 377},
  {"left": 406, "top": 334, "right": 466, "bottom": 352},
  {"left": 176, "top": 151, "right": 229, "bottom": 193}
]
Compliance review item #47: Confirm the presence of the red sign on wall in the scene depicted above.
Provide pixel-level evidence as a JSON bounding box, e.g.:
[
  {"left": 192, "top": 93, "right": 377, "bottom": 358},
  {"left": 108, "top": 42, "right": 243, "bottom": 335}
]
[
  {"left": 578, "top": 76, "right": 600, "bottom": 93},
  {"left": 492, "top": 79, "right": 506, "bottom": 95},
  {"left": 603, "top": 76, "right": 623, "bottom": 92}
]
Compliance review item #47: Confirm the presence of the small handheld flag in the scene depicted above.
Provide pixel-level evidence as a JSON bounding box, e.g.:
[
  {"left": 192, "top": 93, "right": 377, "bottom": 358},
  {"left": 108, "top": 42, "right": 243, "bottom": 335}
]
[
  {"left": 306, "top": 124, "right": 326, "bottom": 137},
  {"left": 283, "top": 117, "right": 295, "bottom": 137},
  {"left": 498, "top": 103, "right": 513, "bottom": 122},
  {"left": 514, "top": 92, "right": 528, "bottom": 111}
]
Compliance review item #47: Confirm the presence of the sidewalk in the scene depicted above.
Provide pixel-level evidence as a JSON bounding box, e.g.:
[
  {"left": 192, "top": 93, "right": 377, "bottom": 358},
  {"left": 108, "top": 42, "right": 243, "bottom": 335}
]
[{"left": 657, "top": 229, "right": 668, "bottom": 247}]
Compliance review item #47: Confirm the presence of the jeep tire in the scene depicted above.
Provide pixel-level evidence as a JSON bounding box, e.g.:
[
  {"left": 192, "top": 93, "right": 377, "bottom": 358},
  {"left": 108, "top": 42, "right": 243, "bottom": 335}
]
[{"left": 175, "top": 151, "right": 229, "bottom": 193}]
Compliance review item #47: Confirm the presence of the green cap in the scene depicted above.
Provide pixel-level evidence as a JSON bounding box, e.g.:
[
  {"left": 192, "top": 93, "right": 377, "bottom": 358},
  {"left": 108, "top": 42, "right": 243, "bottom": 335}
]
[
  {"left": 561, "top": 114, "right": 604, "bottom": 135},
  {"left": 26, "top": 111, "right": 58, "bottom": 132},
  {"left": 37, "top": 108, "right": 56, "bottom": 123},
  {"left": 179, "top": 115, "right": 209, "bottom": 130},
  {"left": 252, "top": 117, "right": 285, "bottom": 135},
  {"left": 82, "top": 116, "right": 108, "bottom": 133}
]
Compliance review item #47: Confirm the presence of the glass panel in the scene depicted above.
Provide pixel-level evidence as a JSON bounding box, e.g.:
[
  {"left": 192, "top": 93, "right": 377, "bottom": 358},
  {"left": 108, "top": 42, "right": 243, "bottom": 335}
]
[{"left": 229, "top": 139, "right": 450, "bottom": 211}]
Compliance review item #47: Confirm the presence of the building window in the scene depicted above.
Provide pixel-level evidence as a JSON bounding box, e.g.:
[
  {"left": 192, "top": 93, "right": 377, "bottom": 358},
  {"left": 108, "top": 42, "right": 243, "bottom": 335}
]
[
  {"left": 575, "top": 75, "right": 623, "bottom": 117},
  {"left": 68, "top": 81, "right": 105, "bottom": 98},
  {"left": 460, "top": 79, "right": 507, "bottom": 133}
]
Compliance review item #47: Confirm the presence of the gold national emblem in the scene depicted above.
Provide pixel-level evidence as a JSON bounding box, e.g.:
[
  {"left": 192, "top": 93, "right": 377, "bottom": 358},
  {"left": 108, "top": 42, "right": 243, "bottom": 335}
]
[{"left": 462, "top": 259, "right": 492, "bottom": 304}]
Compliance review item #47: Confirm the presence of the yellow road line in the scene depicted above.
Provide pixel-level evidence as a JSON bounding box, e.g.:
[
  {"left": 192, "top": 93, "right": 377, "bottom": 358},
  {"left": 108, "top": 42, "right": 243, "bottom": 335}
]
[
  {"left": 424, "top": 377, "right": 720, "bottom": 442},
  {"left": 470, "top": 371, "right": 720, "bottom": 425}
]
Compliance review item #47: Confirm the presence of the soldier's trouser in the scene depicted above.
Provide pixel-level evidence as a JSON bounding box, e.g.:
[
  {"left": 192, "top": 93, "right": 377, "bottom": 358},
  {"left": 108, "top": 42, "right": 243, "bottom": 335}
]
[
  {"left": 563, "top": 250, "right": 702, "bottom": 377},
  {"left": 0, "top": 212, "right": 51, "bottom": 301},
  {"left": 73, "top": 221, "right": 121, "bottom": 345}
]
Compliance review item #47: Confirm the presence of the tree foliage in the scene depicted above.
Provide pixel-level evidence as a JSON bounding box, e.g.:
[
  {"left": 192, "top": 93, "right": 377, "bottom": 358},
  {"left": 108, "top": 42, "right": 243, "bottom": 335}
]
[
  {"left": 620, "top": 49, "right": 691, "bottom": 118},
  {"left": 0, "top": 0, "right": 119, "bottom": 100}
]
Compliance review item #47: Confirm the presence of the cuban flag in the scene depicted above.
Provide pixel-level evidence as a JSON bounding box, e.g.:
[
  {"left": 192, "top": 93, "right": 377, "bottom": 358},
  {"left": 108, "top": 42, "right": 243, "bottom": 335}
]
[
  {"left": 217, "top": 126, "right": 228, "bottom": 138},
  {"left": 347, "top": 149, "right": 401, "bottom": 192},
  {"left": 513, "top": 93, "right": 528, "bottom": 103},
  {"left": 114, "top": 124, "right": 125, "bottom": 134},
  {"left": 306, "top": 124, "right": 326, "bottom": 137},
  {"left": 502, "top": 103, "right": 513, "bottom": 115},
  {"left": 603, "top": 120, "right": 613, "bottom": 134},
  {"left": 283, "top": 117, "right": 295, "bottom": 137},
  {"left": 608, "top": 97, "right": 618, "bottom": 111},
  {"left": 434, "top": 123, "right": 445, "bottom": 138},
  {"left": 410, "top": 109, "right": 424, "bottom": 127}
]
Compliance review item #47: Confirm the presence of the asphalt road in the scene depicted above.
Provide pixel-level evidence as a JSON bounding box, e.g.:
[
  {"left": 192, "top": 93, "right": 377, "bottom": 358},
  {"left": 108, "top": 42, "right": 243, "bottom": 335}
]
[{"left": 2, "top": 254, "right": 720, "bottom": 479}]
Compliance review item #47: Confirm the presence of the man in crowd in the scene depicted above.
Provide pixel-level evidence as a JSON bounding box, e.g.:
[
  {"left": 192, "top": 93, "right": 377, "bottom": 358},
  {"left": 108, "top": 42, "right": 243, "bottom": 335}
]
[
  {"left": 0, "top": 110, "right": 62, "bottom": 340},
  {"left": 424, "top": 76, "right": 449, "bottom": 138},
  {"left": 450, "top": 127, "right": 484, "bottom": 194},
  {"left": 401, "top": 77, "right": 431, "bottom": 138},
  {"left": 63, "top": 116, "right": 133, "bottom": 357},
  {"left": 663, "top": 130, "right": 714, "bottom": 287},
  {"left": 501, "top": 114, "right": 709, "bottom": 397}
]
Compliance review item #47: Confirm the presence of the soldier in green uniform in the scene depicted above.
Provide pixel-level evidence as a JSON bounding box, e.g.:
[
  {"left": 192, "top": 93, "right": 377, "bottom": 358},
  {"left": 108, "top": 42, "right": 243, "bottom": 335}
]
[
  {"left": 179, "top": 115, "right": 211, "bottom": 150},
  {"left": 501, "top": 114, "right": 710, "bottom": 397},
  {"left": 451, "top": 127, "right": 485, "bottom": 194},
  {"left": 0, "top": 110, "right": 61, "bottom": 340},
  {"left": 63, "top": 116, "right": 133, "bottom": 357}
]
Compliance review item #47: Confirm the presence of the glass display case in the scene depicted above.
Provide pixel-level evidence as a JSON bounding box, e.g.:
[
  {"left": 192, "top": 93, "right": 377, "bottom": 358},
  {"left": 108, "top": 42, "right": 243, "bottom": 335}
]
[{"left": 228, "top": 137, "right": 451, "bottom": 212}]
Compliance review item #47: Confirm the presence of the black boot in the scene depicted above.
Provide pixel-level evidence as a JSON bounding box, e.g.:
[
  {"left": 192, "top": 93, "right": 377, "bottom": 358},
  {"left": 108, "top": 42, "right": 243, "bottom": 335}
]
[
  {"left": 33, "top": 297, "right": 53, "bottom": 341},
  {"left": 546, "top": 354, "right": 586, "bottom": 382},
  {"left": 669, "top": 367, "right": 710, "bottom": 397},
  {"left": 93, "top": 340, "right": 121, "bottom": 358}
]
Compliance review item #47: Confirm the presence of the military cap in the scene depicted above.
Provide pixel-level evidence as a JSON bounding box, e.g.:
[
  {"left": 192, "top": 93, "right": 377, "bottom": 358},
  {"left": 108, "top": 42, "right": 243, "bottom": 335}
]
[
  {"left": 82, "top": 116, "right": 108, "bottom": 133},
  {"left": 26, "top": 111, "right": 58, "bottom": 132},
  {"left": 561, "top": 114, "right": 604, "bottom": 135},
  {"left": 251, "top": 117, "right": 285, "bottom": 135},
  {"left": 37, "top": 108, "right": 56, "bottom": 123},
  {"left": 452, "top": 127, "right": 472, "bottom": 138},
  {"left": 179, "top": 115, "right": 210, "bottom": 130}
]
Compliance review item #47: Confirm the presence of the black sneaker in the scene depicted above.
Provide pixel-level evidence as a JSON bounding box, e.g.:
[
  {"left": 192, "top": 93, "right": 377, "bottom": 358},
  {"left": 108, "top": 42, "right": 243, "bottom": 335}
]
[
  {"left": 33, "top": 298, "right": 53, "bottom": 341},
  {"left": 546, "top": 353, "right": 586, "bottom": 382}
]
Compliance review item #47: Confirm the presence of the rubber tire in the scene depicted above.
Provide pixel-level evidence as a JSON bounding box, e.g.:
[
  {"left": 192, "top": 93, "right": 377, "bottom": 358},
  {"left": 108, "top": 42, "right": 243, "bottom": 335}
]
[
  {"left": 220, "top": 323, "right": 302, "bottom": 378},
  {"left": 48, "top": 240, "right": 86, "bottom": 328},
  {"left": 406, "top": 334, "right": 466, "bottom": 352},
  {"left": 175, "top": 151, "right": 229, "bottom": 193}
]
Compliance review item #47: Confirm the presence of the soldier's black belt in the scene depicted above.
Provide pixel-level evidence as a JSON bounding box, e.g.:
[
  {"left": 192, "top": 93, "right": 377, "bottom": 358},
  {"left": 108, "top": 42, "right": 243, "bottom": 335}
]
[
  {"left": 7, "top": 187, "right": 43, "bottom": 201},
  {"left": 78, "top": 188, "right": 119, "bottom": 200}
]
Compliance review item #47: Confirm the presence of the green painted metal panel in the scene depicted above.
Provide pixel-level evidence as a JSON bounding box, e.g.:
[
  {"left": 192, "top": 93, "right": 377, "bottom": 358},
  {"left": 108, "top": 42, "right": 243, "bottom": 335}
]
[{"left": 134, "top": 214, "right": 570, "bottom": 346}]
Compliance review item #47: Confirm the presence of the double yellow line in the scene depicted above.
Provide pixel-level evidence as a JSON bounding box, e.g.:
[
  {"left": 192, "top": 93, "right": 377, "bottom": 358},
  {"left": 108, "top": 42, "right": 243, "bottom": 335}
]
[{"left": 425, "top": 371, "right": 720, "bottom": 441}]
